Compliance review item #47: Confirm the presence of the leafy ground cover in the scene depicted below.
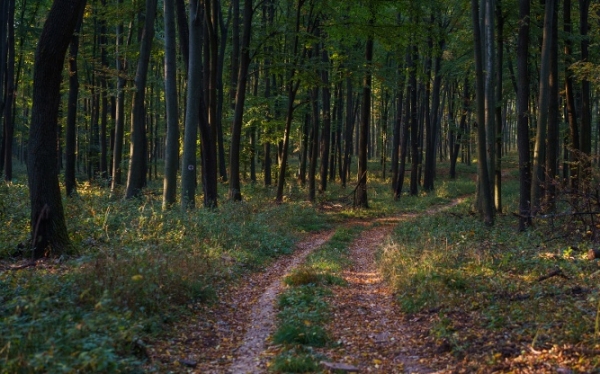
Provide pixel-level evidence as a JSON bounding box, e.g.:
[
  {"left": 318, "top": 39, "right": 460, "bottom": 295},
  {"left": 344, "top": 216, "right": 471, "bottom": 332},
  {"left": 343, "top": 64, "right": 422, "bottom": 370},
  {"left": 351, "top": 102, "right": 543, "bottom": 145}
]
[
  {"left": 380, "top": 166, "right": 600, "bottom": 372},
  {"left": 0, "top": 175, "right": 330, "bottom": 373},
  {"left": 268, "top": 227, "right": 360, "bottom": 372}
]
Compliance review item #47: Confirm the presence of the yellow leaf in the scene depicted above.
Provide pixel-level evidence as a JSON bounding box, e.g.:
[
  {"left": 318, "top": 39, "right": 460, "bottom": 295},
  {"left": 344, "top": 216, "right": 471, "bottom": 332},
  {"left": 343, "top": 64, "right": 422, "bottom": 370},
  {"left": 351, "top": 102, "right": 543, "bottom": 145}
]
[
  {"left": 373, "top": 359, "right": 382, "bottom": 365},
  {"left": 304, "top": 320, "right": 312, "bottom": 326},
  {"left": 131, "top": 275, "right": 143, "bottom": 281}
]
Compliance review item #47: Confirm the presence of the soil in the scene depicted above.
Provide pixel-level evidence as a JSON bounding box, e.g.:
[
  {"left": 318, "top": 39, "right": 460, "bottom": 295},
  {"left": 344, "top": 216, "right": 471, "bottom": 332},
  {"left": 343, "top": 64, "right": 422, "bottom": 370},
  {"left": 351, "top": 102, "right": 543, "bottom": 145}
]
[{"left": 147, "top": 201, "right": 463, "bottom": 373}]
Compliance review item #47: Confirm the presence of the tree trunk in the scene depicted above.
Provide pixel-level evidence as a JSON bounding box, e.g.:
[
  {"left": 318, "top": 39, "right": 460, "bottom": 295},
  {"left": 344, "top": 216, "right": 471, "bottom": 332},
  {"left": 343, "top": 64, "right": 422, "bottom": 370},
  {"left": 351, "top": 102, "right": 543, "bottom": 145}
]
[
  {"left": 531, "top": 0, "right": 555, "bottom": 213},
  {"left": 319, "top": 44, "right": 331, "bottom": 193},
  {"left": 409, "top": 44, "right": 419, "bottom": 196},
  {"left": 471, "top": 0, "right": 494, "bottom": 225},
  {"left": 494, "top": 0, "right": 503, "bottom": 212},
  {"left": 356, "top": 20, "right": 374, "bottom": 208},
  {"left": 229, "top": 0, "right": 253, "bottom": 201},
  {"left": 110, "top": 1, "right": 130, "bottom": 193},
  {"left": 181, "top": 0, "right": 202, "bottom": 208},
  {"left": 162, "top": 0, "right": 179, "bottom": 209},
  {"left": 65, "top": 3, "right": 85, "bottom": 196},
  {"left": 545, "top": 2, "right": 559, "bottom": 210},
  {"left": 308, "top": 86, "right": 319, "bottom": 202},
  {"left": 28, "top": 0, "right": 86, "bottom": 258},
  {"left": 517, "top": 0, "right": 531, "bottom": 230},
  {"left": 564, "top": 0, "right": 579, "bottom": 192},
  {"left": 125, "top": 0, "right": 157, "bottom": 198},
  {"left": 341, "top": 74, "right": 354, "bottom": 188},
  {"left": 579, "top": 0, "right": 591, "bottom": 160},
  {"left": 3, "top": 0, "right": 15, "bottom": 182}
]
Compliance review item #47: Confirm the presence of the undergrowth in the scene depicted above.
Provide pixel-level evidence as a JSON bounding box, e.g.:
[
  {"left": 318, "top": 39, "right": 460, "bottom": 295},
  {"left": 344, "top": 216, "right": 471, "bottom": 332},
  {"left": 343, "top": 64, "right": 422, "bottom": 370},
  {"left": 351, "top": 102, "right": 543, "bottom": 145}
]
[
  {"left": 378, "top": 168, "right": 600, "bottom": 372},
  {"left": 0, "top": 179, "right": 329, "bottom": 373}
]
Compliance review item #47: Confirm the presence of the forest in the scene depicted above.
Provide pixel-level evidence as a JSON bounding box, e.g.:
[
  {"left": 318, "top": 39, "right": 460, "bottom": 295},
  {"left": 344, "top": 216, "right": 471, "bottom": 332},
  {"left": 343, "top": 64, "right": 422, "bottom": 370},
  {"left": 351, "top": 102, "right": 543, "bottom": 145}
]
[{"left": 0, "top": 0, "right": 599, "bottom": 372}]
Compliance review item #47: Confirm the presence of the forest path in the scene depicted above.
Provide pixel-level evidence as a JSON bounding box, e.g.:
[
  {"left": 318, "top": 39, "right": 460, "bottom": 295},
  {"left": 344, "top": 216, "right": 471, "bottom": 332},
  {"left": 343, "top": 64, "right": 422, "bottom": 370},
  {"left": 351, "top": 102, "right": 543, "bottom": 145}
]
[{"left": 148, "top": 199, "right": 463, "bottom": 373}]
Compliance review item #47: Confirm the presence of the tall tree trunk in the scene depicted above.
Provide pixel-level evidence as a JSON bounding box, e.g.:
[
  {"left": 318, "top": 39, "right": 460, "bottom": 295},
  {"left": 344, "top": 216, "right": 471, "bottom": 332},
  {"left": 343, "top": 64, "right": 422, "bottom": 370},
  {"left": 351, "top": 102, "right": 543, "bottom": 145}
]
[
  {"left": 494, "top": 0, "right": 503, "bottom": 212},
  {"left": 65, "top": 3, "right": 85, "bottom": 196},
  {"left": 564, "top": 0, "right": 579, "bottom": 192},
  {"left": 423, "top": 38, "right": 443, "bottom": 192},
  {"left": 579, "top": 0, "right": 591, "bottom": 161},
  {"left": 229, "top": 0, "right": 253, "bottom": 201},
  {"left": 450, "top": 78, "right": 469, "bottom": 179},
  {"left": 531, "top": 0, "right": 555, "bottom": 213},
  {"left": 341, "top": 74, "right": 354, "bottom": 188},
  {"left": 409, "top": 44, "right": 419, "bottom": 196},
  {"left": 275, "top": 0, "right": 305, "bottom": 204},
  {"left": 545, "top": 1, "right": 559, "bottom": 210},
  {"left": 391, "top": 63, "right": 404, "bottom": 192},
  {"left": 356, "top": 19, "right": 374, "bottom": 208},
  {"left": 125, "top": 0, "right": 157, "bottom": 198},
  {"left": 319, "top": 43, "right": 331, "bottom": 193},
  {"left": 471, "top": 0, "right": 494, "bottom": 225},
  {"left": 110, "top": 1, "right": 130, "bottom": 193},
  {"left": 162, "top": 0, "right": 179, "bottom": 209},
  {"left": 517, "top": 0, "right": 532, "bottom": 230},
  {"left": 181, "top": 0, "right": 202, "bottom": 208},
  {"left": 308, "top": 87, "right": 319, "bottom": 201},
  {"left": 28, "top": 0, "right": 86, "bottom": 258},
  {"left": 3, "top": 0, "right": 15, "bottom": 182}
]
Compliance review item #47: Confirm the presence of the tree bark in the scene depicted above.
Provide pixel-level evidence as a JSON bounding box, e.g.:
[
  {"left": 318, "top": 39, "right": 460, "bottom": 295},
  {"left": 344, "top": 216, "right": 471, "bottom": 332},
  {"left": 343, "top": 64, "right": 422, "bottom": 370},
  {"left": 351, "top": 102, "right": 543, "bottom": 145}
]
[
  {"left": 162, "top": 0, "right": 179, "bottom": 209},
  {"left": 3, "top": 0, "right": 15, "bottom": 182},
  {"left": 356, "top": 19, "right": 374, "bottom": 208},
  {"left": 229, "top": 0, "right": 253, "bottom": 201},
  {"left": 471, "top": 0, "right": 494, "bottom": 225},
  {"left": 28, "top": 0, "right": 86, "bottom": 258},
  {"left": 125, "top": 0, "right": 157, "bottom": 198},
  {"left": 517, "top": 0, "right": 531, "bottom": 230},
  {"left": 181, "top": 0, "right": 202, "bottom": 208},
  {"left": 564, "top": 0, "right": 579, "bottom": 192},
  {"left": 319, "top": 43, "right": 331, "bottom": 193},
  {"left": 531, "top": 0, "right": 555, "bottom": 213},
  {"left": 65, "top": 3, "right": 85, "bottom": 196}
]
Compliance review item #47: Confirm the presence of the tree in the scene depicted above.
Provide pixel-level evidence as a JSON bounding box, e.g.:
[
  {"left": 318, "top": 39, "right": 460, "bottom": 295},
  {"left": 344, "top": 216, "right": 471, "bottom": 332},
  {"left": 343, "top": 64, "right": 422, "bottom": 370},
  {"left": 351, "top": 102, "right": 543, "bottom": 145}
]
[
  {"left": 229, "top": 0, "right": 253, "bottom": 201},
  {"left": 27, "top": 0, "right": 86, "bottom": 258},
  {"left": 181, "top": 0, "right": 203, "bottom": 208},
  {"left": 471, "top": 0, "right": 494, "bottom": 225},
  {"left": 355, "top": 17, "right": 374, "bottom": 208},
  {"left": 2, "top": 0, "right": 15, "bottom": 182},
  {"left": 516, "top": 0, "right": 531, "bottom": 230},
  {"left": 531, "top": 0, "right": 556, "bottom": 214},
  {"left": 162, "top": 0, "right": 179, "bottom": 209},
  {"left": 125, "top": 0, "right": 158, "bottom": 199}
]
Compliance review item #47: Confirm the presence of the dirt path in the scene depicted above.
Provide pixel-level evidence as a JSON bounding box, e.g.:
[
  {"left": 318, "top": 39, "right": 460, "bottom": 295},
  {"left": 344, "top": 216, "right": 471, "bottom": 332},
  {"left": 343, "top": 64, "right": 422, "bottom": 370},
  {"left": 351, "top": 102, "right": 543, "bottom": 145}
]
[
  {"left": 313, "top": 225, "right": 439, "bottom": 373},
  {"left": 148, "top": 200, "right": 463, "bottom": 373},
  {"left": 147, "top": 230, "right": 335, "bottom": 373}
]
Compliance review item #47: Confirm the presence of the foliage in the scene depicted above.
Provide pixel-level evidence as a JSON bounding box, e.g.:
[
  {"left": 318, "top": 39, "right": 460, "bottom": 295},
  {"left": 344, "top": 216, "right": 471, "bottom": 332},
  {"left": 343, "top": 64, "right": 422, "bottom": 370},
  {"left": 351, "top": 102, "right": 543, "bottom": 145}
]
[
  {"left": 378, "top": 173, "right": 600, "bottom": 371},
  {"left": 270, "top": 227, "right": 361, "bottom": 372},
  {"left": 0, "top": 180, "right": 329, "bottom": 373}
]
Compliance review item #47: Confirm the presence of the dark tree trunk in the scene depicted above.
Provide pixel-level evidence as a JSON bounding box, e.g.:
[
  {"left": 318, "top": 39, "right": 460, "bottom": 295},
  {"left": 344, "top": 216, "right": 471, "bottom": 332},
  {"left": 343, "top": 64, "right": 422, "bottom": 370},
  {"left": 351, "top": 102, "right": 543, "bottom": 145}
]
[
  {"left": 308, "top": 87, "right": 319, "bottom": 202},
  {"left": 125, "top": 0, "right": 157, "bottom": 198},
  {"left": 423, "top": 39, "right": 443, "bottom": 192},
  {"left": 494, "top": 0, "right": 504, "bottom": 212},
  {"left": 531, "top": 0, "right": 555, "bottom": 213},
  {"left": 356, "top": 21, "right": 374, "bottom": 208},
  {"left": 471, "top": 0, "right": 494, "bottom": 225},
  {"left": 450, "top": 78, "right": 469, "bottom": 179},
  {"left": 341, "top": 74, "right": 354, "bottom": 188},
  {"left": 517, "top": 0, "right": 532, "bottom": 230},
  {"left": 181, "top": 0, "right": 202, "bottom": 208},
  {"left": 110, "top": 1, "right": 130, "bottom": 193},
  {"left": 394, "top": 59, "right": 410, "bottom": 200},
  {"left": 579, "top": 0, "right": 591, "bottom": 158},
  {"left": 28, "top": 0, "right": 86, "bottom": 258},
  {"left": 229, "top": 0, "right": 253, "bottom": 201},
  {"left": 391, "top": 62, "right": 404, "bottom": 192},
  {"left": 162, "top": 0, "right": 179, "bottom": 209},
  {"left": 65, "top": 4, "right": 85, "bottom": 196},
  {"left": 409, "top": 44, "right": 419, "bottom": 196},
  {"left": 545, "top": 1, "right": 559, "bottom": 210},
  {"left": 319, "top": 45, "right": 331, "bottom": 193},
  {"left": 3, "top": 0, "right": 15, "bottom": 182},
  {"left": 564, "top": 0, "right": 579, "bottom": 191}
]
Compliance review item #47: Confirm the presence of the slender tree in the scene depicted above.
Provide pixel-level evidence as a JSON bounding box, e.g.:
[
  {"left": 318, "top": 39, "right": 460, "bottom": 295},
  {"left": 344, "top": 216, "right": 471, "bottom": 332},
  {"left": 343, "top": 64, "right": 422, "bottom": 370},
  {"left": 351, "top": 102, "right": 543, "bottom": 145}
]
[
  {"left": 162, "top": 0, "right": 179, "bottom": 209},
  {"left": 125, "top": 0, "right": 158, "bottom": 198},
  {"left": 517, "top": 0, "right": 531, "bottom": 230}
]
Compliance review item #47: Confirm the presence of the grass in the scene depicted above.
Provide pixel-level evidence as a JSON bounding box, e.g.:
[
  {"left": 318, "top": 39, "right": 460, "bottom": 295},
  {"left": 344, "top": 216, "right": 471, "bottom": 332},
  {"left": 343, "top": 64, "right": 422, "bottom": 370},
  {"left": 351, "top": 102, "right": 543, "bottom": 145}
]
[
  {"left": 270, "top": 227, "right": 361, "bottom": 373},
  {"left": 0, "top": 171, "right": 331, "bottom": 373},
  {"left": 377, "top": 159, "right": 600, "bottom": 371}
]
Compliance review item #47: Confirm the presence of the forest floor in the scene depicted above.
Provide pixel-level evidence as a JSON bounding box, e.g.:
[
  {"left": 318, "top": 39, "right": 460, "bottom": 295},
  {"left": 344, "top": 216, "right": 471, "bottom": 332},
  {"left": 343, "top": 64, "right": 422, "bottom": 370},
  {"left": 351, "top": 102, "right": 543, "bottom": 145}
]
[{"left": 147, "top": 199, "right": 467, "bottom": 373}]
